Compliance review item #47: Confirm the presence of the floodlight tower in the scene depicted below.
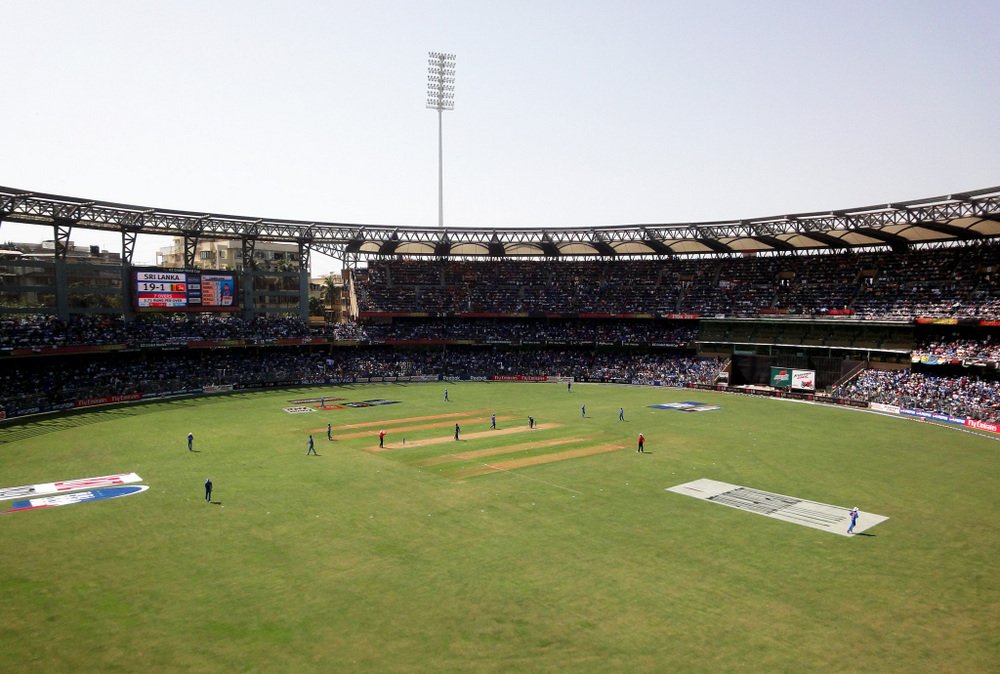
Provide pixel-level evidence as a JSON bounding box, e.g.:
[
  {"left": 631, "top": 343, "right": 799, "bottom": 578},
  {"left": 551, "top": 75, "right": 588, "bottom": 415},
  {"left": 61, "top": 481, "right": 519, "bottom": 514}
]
[{"left": 427, "top": 52, "right": 456, "bottom": 228}]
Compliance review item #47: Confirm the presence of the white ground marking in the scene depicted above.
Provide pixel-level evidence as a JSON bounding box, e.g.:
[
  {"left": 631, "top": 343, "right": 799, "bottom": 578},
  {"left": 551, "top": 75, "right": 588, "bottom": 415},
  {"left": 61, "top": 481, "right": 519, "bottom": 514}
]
[
  {"left": 479, "top": 462, "right": 584, "bottom": 495},
  {"left": 667, "top": 478, "right": 888, "bottom": 536}
]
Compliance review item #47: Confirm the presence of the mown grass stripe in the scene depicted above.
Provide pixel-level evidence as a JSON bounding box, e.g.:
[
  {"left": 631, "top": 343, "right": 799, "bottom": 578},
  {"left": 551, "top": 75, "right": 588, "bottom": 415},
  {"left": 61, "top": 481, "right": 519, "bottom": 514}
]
[
  {"left": 328, "top": 409, "right": 491, "bottom": 431},
  {"left": 369, "top": 422, "right": 559, "bottom": 451},
  {"left": 454, "top": 443, "right": 627, "bottom": 478},
  {"left": 418, "top": 436, "right": 587, "bottom": 466}
]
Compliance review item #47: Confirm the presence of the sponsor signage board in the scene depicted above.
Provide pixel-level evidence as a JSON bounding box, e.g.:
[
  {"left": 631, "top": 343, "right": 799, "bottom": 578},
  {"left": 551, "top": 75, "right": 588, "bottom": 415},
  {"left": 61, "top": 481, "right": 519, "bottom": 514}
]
[
  {"left": 342, "top": 399, "right": 401, "bottom": 408},
  {"left": 770, "top": 367, "right": 792, "bottom": 387},
  {"left": 3, "top": 485, "right": 149, "bottom": 513},
  {"left": 965, "top": 418, "right": 1000, "bottom": 434},
  {"left": 770, "top": 367, "right": 815, "bottom": 390},
  {"left": 75, "top": 392, "right": 143, "bottom": 409},
  {"left": 791, "top": 369, "right": 815, "bottom": 391},
  {"left": 0, "top": 472, "right": 143, "bottom": 501},
  {"left": 649, "top": 401, "right": 721, "bottom": 412},
  {"left": 899, "top": 408, "right": 967, "bottom": 425}
]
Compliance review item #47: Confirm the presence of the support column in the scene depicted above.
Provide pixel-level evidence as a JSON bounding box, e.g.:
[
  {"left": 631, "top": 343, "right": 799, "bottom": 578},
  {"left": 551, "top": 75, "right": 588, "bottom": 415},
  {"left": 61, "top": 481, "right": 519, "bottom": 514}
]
[
  {"left": 183, "top": 233, "right": 199, "bottom": 269},
  {"left": 53, "top": 221, "right": 72, "bottom": 320},
  {"left": 121, "top": 229, "right": 138, "bottom": 266},
  {"left": 298, "top": 241, "right": 310, "bottom": 322},
  {"left": 241, "top": 238, "right": 256, "bottom": 321},
  {"left": 121, "top": 229, "right": 138, "bottom": 322}
]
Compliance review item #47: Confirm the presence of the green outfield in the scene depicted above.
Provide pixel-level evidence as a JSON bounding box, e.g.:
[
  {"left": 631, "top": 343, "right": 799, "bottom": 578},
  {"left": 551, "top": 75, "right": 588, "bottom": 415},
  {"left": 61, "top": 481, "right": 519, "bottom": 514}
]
[{"left": 1, "top": 382, "right": 997, "bottom": 672}]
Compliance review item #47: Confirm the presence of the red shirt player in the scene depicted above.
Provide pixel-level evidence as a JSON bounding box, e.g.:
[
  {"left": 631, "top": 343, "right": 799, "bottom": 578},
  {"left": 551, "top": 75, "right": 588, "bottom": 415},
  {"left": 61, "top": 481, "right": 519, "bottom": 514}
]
[
  {"left": 378, "top": 429, "right": 386, "bottom": 448},
  {"left": 637, "top": 433, "right": 645, "bottom": 453}
]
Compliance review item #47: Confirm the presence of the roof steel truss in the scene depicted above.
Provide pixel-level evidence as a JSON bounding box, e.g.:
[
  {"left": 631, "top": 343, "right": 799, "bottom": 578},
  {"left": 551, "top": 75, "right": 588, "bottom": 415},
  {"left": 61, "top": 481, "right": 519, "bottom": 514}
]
[{"left": 2, "top": 186, "right": 998, "bottom": 260}]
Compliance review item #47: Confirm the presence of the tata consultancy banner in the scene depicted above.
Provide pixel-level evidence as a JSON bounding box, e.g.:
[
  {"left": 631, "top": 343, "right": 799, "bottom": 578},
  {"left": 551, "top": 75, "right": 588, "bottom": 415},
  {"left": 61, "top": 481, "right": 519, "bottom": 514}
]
[{"left": 770, "top": 367, "right": 815, "bottom": 391}]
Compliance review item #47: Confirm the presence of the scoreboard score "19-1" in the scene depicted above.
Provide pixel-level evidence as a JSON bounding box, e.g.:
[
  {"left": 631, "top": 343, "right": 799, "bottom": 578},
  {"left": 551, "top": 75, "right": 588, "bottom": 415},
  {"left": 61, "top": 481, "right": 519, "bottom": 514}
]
[
  {"left": 136, "top": 281, "right": 188, "bottom": 293},
  {"left": 133, "top": 269, "right": 237, "bottom": 311}
]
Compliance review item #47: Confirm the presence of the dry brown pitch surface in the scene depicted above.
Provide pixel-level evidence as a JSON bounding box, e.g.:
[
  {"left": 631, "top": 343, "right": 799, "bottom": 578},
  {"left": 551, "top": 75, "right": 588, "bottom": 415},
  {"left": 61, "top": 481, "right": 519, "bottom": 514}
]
[
  {"left": 337, "top": 413, "right": 504, "bottom": 441},
  {"left": 370, "top": 422, "right": 558, "bottom": 451},
  {"left": 417, "top": 436, "right": 585, "bottom": 466},
  {"left": 315, "top": 410, "right": 490, "bottom": 436},
  {"left": 453, "top": 443, "right": 627, "bottom": 478}
]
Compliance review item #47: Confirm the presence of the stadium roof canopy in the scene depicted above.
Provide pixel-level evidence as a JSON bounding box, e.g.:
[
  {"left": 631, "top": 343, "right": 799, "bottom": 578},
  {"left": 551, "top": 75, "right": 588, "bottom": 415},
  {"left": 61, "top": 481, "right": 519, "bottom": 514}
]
[{"left": 1, "top": 185, "right": 999, "bottom": 262}]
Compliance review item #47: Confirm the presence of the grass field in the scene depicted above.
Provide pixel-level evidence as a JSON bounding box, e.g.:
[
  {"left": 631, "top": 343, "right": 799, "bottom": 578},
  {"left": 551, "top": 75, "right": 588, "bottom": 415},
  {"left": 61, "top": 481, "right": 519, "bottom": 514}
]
[{"left": 1, "top": 382, "right": 997, "bottom": 672}]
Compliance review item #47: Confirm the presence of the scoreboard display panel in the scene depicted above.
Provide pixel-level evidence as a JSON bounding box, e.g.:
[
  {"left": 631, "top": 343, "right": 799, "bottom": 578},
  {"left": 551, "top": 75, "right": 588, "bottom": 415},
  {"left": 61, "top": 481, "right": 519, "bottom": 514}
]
[{"left": 133, "top": 268, "right": 238, "bottom": 312}]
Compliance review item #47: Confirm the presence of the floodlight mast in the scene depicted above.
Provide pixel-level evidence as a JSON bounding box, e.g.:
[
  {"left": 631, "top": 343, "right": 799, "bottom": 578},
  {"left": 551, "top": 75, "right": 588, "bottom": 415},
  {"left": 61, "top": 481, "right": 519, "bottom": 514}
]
[{"left": 427, "top": 52, "right": 455, "bottom": 229}]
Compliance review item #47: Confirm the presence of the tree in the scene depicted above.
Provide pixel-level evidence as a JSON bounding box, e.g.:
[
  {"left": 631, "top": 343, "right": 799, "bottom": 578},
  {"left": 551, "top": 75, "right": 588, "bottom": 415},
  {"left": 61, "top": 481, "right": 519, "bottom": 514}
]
[{"left": 323, "top": 275, "right": 339, "bottom": 322}]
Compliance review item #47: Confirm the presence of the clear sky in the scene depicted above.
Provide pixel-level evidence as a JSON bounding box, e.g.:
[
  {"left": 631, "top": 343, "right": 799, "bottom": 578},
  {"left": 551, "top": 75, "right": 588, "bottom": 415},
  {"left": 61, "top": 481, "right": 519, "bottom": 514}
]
[{"left": 2, "top": 0, "right": 998, "bottom": 276}]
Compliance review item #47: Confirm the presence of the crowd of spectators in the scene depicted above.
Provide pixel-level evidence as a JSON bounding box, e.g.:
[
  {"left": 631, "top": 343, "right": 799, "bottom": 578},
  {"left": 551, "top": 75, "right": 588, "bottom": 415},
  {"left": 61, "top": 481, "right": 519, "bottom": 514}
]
[
  {"left": 355, "top": 245, "right": 1000, "bottom": 320},
  {"left": 1, "top": 348, "right": 329, "bottom": 413},
  {"left": 911, "top": 334, "right": 1000, "bottom": 364},
  {"left": 363, "top": 319, "right": 696, "bottom": 346},
  {"left": 831, "top": 368, "right": 1000, "bottom": 423},
  {"left": 9, "top": 336, "right": 1000, "bottom": 422},
  {"left": 16, "top": 312, "right": 1000, "bottom": 356},
  {"left": 5, "top": 244, "right": 1000, "bottom": 421},
  {"left": 6, "top": 308, "right": 1000, "bottom": 424},
  {"left": 0, "top": 314, "right": 698, "bottom": 349},
  {"left": 355, "top": 259, "right": 683, "bottom": 315},
  {"left": 0, "top": 346, "right": 722, "bottom": 418},
  {"left": 0, "top": 314, "right": 366, "bottom": 349},
  {"left": 323, "top": 348, "right": 719, "bottom": 383}
]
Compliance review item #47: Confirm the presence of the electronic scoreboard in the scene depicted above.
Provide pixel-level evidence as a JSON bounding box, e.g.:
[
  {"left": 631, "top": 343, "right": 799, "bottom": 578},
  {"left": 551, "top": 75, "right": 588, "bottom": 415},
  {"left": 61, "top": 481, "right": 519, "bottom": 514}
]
[{"left": 132, "top": 268, "right": 238, "bottom": 312}]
